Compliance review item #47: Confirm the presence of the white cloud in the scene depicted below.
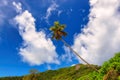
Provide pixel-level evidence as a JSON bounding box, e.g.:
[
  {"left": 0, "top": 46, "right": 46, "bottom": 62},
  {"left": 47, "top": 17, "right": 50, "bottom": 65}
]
[
  {"left": 73, "top": 0, "right": 120, "bottom": 65},
  {"left": 90, "top": 0, "right": 98, "bottom": 6},
  {"left": 61, "top": 46, "right": 75, "bottom": 62},
  {"left": 13, "top": 2, "right": 22, "bottom": 13},
  {"left": 0, "top": 0, "right": 17, "bottom": 26},
  {"left": 0, "top": 0, "right": 8, "bottom": 25},
  {"left": 71, "top": 64, "right": 76, "bottom": 66},
  {"left": 57, "top": 10, "right": 63, "bottom": 16},
  {"left": 14, "top": 3, "right": 59, "bottom": 65},
  {"left": 44, "top": 1, "right": 59, "bottom": 23}
]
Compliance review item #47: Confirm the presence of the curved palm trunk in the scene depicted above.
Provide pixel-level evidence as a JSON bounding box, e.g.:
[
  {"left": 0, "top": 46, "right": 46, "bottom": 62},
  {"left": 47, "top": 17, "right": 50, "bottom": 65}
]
[{"left": 60, "top": 38, "right": 98, "bottom": 72}]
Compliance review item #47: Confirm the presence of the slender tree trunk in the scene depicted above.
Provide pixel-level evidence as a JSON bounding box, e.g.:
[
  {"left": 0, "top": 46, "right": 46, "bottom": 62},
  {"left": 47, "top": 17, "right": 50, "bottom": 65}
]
[{"left": 60, "top": 38, "right": 99, "bottom": 72}]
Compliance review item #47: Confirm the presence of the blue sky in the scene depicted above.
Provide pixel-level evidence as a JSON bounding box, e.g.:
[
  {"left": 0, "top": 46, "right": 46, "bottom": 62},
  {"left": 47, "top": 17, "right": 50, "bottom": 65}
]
[{"left": 0, "top": 0, "right": 120, "bottom": 77}]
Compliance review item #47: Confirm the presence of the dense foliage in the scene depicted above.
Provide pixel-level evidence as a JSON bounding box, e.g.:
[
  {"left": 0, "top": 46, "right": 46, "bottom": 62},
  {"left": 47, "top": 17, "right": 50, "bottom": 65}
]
[
  {"left": 0, "top": 52, "right": 120, "bottom": 80},
  {"left": 78, "top": 52, "right": 120, "bottom": 80},
  {"left": 0, "top": 76, "right": 22, "bottom": 80},
  {"left": 35, "top": 64, "right": 99, "bottom": 80}
]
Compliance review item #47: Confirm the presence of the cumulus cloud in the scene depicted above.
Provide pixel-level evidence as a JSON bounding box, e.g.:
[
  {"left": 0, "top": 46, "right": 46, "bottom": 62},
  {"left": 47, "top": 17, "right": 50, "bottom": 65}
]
[
  {"left": 13, "top": 2, "right": 59, "bottom": 65},
  {"left": 73, "top": 0, "right": 120, "bottom": 65}
]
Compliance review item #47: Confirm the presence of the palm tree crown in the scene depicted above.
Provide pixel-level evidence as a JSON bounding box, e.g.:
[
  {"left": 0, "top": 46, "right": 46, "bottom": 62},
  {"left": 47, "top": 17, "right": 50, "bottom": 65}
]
[{"left": 49, "top": 21, "right": 67, "bottom": 40}]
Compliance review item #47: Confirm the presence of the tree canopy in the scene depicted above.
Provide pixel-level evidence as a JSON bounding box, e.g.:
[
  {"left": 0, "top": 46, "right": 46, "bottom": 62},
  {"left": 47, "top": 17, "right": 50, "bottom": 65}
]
[{"left": 49, "top": 21, "right": 67, "bottom": 40}]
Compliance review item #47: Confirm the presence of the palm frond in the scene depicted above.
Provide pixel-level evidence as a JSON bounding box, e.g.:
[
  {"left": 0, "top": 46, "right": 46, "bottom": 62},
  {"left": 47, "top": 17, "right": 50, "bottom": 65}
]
[{"left": 50, "top": 21, "right": 67, "bottom": 40}]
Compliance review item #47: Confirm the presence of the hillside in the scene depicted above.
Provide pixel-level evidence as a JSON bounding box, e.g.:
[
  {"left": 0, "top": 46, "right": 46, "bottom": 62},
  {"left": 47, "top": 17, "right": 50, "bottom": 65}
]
[
  {"left": 0, "top": 52, "right": 120, "bottom": 80},
  {"left": 0, "top": 64, "right": 99, "bottom": 80}
]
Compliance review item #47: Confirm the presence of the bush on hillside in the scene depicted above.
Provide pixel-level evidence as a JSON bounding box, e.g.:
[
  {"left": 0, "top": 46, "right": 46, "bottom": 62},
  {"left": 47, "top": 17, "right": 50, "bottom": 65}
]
[{"left": 78, "top": 52, "right": 120, "bottom": 80}]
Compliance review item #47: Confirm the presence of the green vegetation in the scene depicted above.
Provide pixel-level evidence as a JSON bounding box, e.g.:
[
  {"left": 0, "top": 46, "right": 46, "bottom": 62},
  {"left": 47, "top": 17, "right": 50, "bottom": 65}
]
[
  {"left": 35, "top": 64, "right": 99, "bottom": 80},
  {"left": 77, "top": 52, "right": 120, "bottom": 80},
  {"left": 0, "top": 52, "right": 120, "bottom": 80},
  {"left": 0, "top": 64, "right": 99, "bottom": 80},
  {"left": 0, "top": 76, "right": 22, "bottom": 80}
]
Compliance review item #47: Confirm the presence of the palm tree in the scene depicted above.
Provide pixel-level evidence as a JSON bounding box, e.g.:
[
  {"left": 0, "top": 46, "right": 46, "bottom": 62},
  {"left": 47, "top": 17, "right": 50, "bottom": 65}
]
[
  {"left": 50, "top": 21, "right": 98, "bottom": 72},
  {"left": 49, "top": 21, "right": 67, "bottom": 40}
]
